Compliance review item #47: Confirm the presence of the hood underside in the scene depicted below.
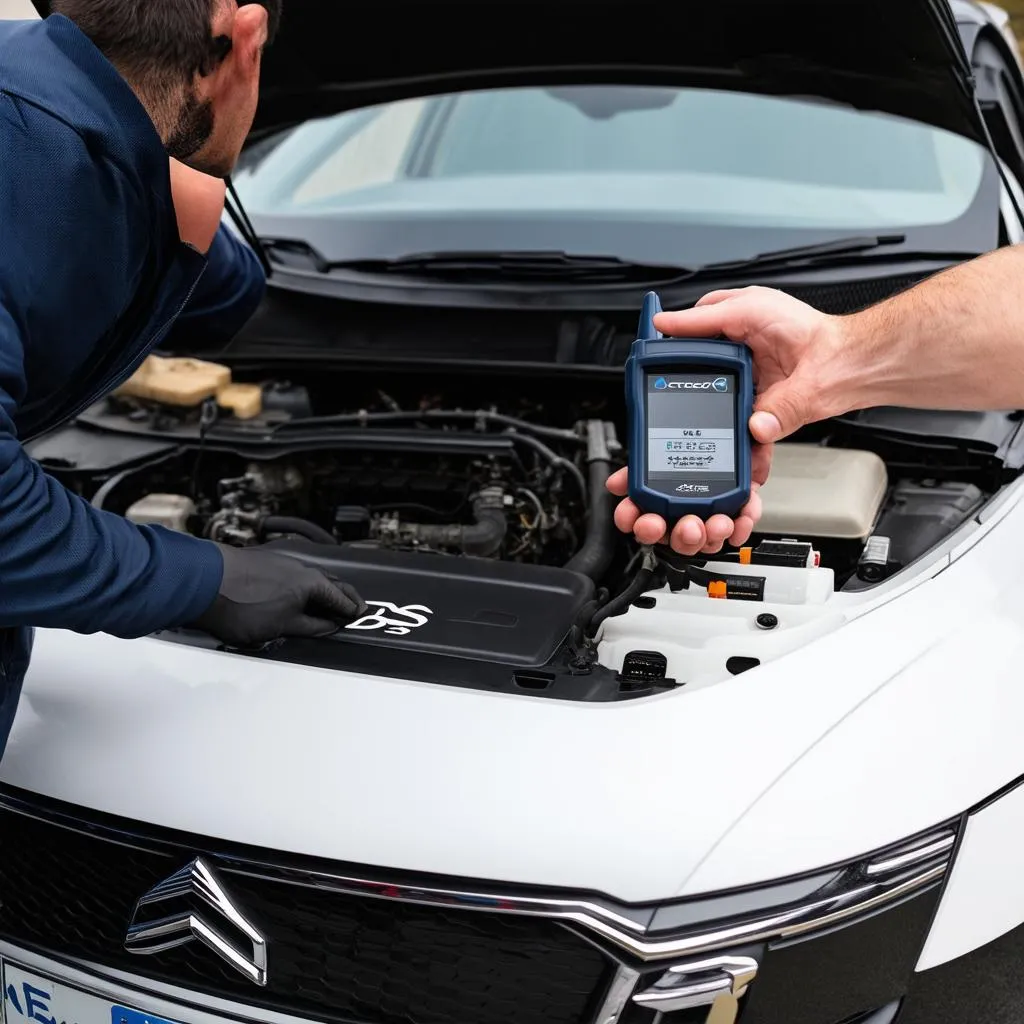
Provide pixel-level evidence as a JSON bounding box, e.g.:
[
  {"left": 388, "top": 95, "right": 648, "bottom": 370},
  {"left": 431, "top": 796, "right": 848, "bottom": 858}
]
[{"left": 33, "top": 0, "right": 984, "bottom": 143}]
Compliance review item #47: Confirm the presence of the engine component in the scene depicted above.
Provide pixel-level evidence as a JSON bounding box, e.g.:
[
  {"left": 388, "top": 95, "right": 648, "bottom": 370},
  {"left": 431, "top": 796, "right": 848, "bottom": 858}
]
[
  {"left": 595, "top": 556, "right": 837, "bottom": 691},
  {"left": 115, "top": 355, "right": 231, "bottom": 406},
  {"left": 756, "top": 444, "right": 888, "bottom": 540},
  {"left": 262, "top": 516, "right": 337, "bottom": 545},
  {"left": 371, "top": 486, "right": 510, "bottom": 557},
  {"left": 224, "top": 463, "right": 305, "bottom": 497},
  {"left": 262, "top": 381, "right": 313, "bottom": 420},
  {"left": 736, "top": 539, "right": 818, "bottom": 569},
  {"left": 205, "top": 463, "right": 307, "bottom": 545},
  {"left": 124, "top": 493, "right": 196, "bottom": 532},
  {"left": 75, "top": 384, "right": 616, "bottom": 570},
  {"left": 112, "top": 355, "right": 264, "bottom": 421},
  {"left": 564, "top": 420, "right": 618, "bottom": 581},
  {"left": 855, "top": 480, "right": 986, "bottom": 582},
  {"left": 682, "top": 554, "right": 834, "bottom": 605},
  {"left": 216, "top": 383, "right": 263, "bottom": 420},
  {"left": 857, "top": 535, "right": 895, "bottom": 583}
]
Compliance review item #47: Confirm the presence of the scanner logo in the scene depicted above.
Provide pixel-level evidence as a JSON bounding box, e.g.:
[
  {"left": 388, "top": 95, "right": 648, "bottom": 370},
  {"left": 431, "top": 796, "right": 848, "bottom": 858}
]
[{"left": 655, "top": 378, "right": 727, "bottom": 391}]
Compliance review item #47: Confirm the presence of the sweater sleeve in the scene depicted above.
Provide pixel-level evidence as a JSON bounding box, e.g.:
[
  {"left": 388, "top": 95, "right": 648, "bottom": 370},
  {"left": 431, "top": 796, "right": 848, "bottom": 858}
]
[
  {"left": 165, "top": 224, "right": 267, "bottom": 349},
  {"left": 0, "top": 95, "right": 224, "bottom": 637}
]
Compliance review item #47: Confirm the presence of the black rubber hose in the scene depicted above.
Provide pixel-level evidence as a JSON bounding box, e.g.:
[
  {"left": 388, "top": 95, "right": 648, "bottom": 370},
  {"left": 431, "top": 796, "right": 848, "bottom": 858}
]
[
  {"left": 586, "top": 567, "right": 656, "bottom": 637},
  {"left": 564, "top": 421, "right": 617, "bottom": 581},
  {"left": 505, "top": 430, "right": 587, "bottom": 497},
  {"left": 397, "top": 489, "right": 508, "bottom": 557},
  {"left": 262, "top": 515, "right": 337, "bottom": 545}
]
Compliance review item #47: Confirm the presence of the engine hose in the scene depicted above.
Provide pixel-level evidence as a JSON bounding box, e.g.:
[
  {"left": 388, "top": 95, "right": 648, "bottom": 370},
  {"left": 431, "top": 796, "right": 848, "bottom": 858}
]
[
  {"left": 586, "top": 567, "right": 656, "bottom": 638},
  {"left": 392, "top": 487, "right": 508, "bottom": 557},
  {"left": 564, "top": 420, "right": 617, "bottom": 581},
  {"left": 261, "top": 515, "right": 338, "bottom": 545},
  {"left": 503, "top": 430, "right": 587, "bottom": 497}
]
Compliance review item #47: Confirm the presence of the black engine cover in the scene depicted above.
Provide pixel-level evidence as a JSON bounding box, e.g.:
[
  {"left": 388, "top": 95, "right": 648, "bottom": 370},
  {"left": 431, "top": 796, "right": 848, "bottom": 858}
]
[
  {"left": 164, "top": 543, "right": 672, "bottom": 701},
  {"left": 268, "top": 540, "right": 594, "bottom": 667}
]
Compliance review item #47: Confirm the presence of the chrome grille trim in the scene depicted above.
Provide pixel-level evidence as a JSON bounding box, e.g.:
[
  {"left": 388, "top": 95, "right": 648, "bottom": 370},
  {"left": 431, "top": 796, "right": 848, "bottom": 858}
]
[
  {"left": 0, "top": 791, "right": 958, "bottom": 965},
  {"left": 590, "top": 965, "right": 641, "bottom": 1024},
  {"left": 863, "top": 830, "right": 956, "bottom": 877}
]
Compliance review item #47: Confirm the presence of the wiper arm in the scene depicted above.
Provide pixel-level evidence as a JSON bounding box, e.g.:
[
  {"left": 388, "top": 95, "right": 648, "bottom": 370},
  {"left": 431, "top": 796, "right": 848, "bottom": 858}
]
[
  {"left": 259, "top": 237, "right": 332, "bottom": 273},
  {"left": 695, "top": 234, "right": 908, "bottom": 275}
]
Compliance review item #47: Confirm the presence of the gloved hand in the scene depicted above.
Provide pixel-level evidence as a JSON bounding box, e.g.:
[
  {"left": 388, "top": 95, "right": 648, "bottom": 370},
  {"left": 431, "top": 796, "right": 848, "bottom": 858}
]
[{"left": 187, "top": 543, "right": 367, "bottom": 648}]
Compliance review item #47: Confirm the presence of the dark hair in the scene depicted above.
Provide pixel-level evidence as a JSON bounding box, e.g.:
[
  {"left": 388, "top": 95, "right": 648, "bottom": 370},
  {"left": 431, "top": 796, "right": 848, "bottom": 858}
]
[{"left": 51, "top": 0, "right": 281, "bottom": 87}]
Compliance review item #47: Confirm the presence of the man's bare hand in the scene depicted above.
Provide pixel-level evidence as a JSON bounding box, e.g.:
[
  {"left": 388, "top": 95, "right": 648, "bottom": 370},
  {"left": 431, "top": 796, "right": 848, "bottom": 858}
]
[
  {"left": 169, "top": 158, "right": 226, "bottom": 253},
  {"left": 606, "top": 468, "right": 764, "bottom": 556}
]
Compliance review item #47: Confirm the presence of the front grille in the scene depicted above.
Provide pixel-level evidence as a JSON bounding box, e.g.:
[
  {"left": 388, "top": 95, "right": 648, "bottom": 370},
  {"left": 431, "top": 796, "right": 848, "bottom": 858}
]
[{"left": 0, "top": 806, "right": 610, "bottom": 1024}]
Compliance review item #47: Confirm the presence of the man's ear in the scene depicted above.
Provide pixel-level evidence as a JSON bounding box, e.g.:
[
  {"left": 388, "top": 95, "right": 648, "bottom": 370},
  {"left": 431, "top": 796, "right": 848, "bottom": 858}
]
[{"left": 231, "top": 2, "right": 269, "bottom": 68}]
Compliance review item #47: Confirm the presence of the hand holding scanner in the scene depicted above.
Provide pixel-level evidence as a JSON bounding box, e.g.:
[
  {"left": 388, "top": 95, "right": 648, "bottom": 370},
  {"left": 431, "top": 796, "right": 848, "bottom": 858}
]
[{"left": 624, "top": 291, "right": 755, "bottom": 524}]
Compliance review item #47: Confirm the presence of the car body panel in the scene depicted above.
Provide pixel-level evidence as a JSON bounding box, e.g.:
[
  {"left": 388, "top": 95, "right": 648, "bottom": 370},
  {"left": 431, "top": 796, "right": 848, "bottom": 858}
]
[{"left": 680, "top": 487, "right": 1024, "bottom": 895}]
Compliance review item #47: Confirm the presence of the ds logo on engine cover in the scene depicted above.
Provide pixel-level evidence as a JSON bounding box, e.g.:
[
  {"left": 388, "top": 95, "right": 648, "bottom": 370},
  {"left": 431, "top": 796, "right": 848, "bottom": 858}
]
[{"left": 345, "top": 601, "right": 433, "bottom": 636}]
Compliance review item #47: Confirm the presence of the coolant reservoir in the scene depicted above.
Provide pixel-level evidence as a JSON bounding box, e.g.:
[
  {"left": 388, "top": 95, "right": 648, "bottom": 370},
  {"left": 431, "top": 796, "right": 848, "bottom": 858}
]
[
  {"left": 113, "top": 356, "right": 263, "bottom": 419},
  {"left": 124, "top": 494, "right": 196, "bottom": 533},
  {"left": 115, "top": 356, "right": 231, "bottom": 405}
]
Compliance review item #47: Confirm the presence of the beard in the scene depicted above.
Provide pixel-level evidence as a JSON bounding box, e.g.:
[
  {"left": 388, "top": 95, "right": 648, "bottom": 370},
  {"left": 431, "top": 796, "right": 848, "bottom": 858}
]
[{"left": 166, "top": 91, "right": 230, "bottom": 177}]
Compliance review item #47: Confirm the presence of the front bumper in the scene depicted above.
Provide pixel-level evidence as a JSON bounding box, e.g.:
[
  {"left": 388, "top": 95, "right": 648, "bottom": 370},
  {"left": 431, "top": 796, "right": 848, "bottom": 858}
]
[{"left": 0, "top": 789, "right": 959, "bottom": 1024}]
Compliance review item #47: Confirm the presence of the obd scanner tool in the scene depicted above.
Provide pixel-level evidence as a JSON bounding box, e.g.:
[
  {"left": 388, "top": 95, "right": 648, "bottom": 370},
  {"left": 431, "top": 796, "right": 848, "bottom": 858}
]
[{"left": 625, "top": 290, "right": 755, "bottom": 524}]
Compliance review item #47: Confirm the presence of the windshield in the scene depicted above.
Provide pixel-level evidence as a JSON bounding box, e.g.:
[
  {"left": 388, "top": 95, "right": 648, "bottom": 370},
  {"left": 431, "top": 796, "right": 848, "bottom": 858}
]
[{"left": 233, "top": 85, "right": 994, "bottom": 267}]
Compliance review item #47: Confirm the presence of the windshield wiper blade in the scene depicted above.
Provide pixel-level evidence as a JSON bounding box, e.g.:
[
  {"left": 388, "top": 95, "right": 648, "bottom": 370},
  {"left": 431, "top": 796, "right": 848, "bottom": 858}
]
[
  {"left": 258, "top": 242, "right": 679, "bottom": 283},
  {"left": 329, "top": 250, "right": 693, "bottom": 284},
  {"left": 695, "top": 234, "right": 908, "bottom": 275}
]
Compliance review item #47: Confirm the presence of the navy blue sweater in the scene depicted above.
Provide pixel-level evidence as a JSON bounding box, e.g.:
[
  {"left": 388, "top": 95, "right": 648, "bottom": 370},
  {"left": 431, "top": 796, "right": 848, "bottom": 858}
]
[{"left": 0, "top": 15, "right": 267, "bottom": 749}]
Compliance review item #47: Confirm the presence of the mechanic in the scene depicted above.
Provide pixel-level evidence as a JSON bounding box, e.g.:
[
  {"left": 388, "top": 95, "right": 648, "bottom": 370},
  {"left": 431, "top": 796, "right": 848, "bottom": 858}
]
[
  {"left": 0, "top": 0, "right": 367, "bottom": 754},
  {"left": 608, "top": 245, "right": 1024, "bottom": 556}
]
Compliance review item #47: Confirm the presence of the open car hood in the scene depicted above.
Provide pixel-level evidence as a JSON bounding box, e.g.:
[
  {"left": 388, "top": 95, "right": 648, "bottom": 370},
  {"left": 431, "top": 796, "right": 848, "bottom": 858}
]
[{"left": 33, "top": 0, "right": 985, "bottom": 143}]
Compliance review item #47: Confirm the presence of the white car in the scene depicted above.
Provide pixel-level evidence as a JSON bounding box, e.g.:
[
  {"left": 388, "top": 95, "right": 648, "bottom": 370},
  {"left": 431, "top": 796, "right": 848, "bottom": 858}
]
[{"left": 6, "top": 1, "right": 1024, "bottom": 1023}]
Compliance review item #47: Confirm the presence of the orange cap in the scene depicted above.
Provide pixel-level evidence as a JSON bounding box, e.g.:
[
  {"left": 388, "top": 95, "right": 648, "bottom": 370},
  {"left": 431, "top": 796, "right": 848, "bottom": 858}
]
[{"left": 708, "top": 580, "right": 727, "bottom": 599}]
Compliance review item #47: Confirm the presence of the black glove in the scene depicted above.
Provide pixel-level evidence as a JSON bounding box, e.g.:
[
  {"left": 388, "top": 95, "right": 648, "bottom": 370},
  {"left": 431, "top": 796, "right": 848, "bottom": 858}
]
[{"left": 188, "top": 543, "right": 367, "bottom": 648}]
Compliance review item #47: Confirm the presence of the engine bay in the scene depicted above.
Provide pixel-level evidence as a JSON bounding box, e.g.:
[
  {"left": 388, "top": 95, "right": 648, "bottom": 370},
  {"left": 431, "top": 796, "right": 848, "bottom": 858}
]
[{"left": 27, "top": 352, "right": 1024, "bottom": 700}]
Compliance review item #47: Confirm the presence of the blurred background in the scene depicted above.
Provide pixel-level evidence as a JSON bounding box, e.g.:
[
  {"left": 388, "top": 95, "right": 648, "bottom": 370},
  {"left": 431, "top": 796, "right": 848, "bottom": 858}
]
[{"left": 1005, "top": 0, "right": 1024, "bottom": 39}]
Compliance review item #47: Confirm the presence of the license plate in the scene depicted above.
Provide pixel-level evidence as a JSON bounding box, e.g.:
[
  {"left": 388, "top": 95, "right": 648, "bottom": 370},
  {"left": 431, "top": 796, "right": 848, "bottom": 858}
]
[{"left": 2, "top": 962, "right": 182, "bottom": 1024}]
